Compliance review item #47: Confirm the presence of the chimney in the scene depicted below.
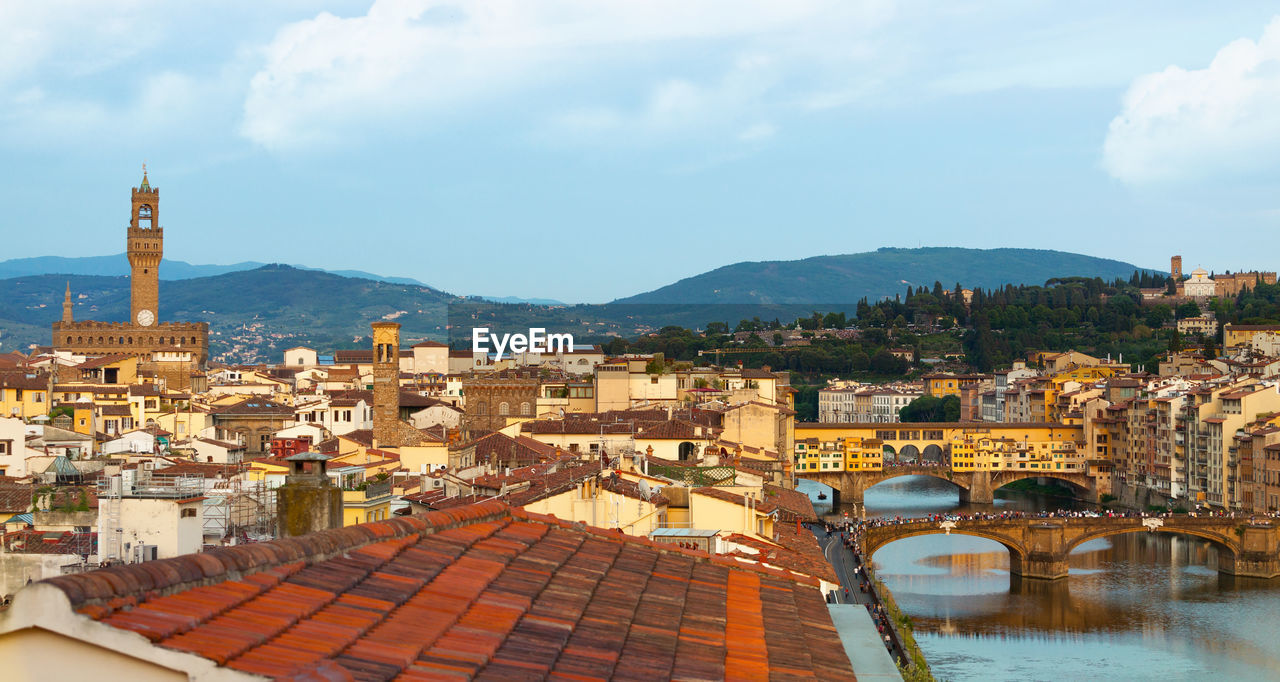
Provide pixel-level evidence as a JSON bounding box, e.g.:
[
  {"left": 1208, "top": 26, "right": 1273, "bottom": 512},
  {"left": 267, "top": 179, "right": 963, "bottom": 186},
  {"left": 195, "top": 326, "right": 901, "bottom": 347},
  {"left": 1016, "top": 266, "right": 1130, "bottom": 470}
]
[{"left": 276, "top": 452, "right": 342, "bottom": 537}]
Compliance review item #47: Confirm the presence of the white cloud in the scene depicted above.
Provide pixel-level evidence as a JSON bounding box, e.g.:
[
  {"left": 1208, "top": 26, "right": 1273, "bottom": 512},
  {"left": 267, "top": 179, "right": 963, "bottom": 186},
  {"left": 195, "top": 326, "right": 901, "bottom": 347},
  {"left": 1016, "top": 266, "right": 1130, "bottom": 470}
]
[
  {"left": 1103, "top": 17, "right": 1280, "bottom": 185},
  {"left": 240, "top": 0, "right": 896, "bottom": 150},
  {"left": 546, "top": 55, "right": 782, "bottom": 144},
  {"left": 739, "top": 122, "right": 777, "bottom": 141}
]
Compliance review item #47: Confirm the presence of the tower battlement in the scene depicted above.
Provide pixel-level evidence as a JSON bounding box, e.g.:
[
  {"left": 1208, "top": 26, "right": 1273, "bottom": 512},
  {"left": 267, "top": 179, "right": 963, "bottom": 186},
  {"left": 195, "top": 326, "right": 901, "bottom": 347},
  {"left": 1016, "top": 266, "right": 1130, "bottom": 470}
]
[{"left": 127, "top": 226, "right": 164, "bottom": 238}]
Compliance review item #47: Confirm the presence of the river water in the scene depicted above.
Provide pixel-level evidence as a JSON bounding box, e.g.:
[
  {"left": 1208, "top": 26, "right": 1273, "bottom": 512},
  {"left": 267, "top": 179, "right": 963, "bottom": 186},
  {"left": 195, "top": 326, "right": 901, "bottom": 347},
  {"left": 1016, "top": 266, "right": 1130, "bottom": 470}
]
[{"left": 798, "top": 476, "right": 1280, "bottom": 681}]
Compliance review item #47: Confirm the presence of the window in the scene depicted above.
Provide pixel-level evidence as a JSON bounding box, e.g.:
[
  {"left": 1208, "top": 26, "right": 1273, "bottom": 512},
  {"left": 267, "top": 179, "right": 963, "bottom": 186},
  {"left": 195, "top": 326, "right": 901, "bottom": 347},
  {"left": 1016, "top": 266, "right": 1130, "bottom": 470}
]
[
  {"left": 33, "top": 392, "right": 43, "bottom": 403},
  {"left": 520, "top": 402, "right": 532, "bottom": 416},
  {"left": 0, "top": 442, "right": 7, "bottom": 455},
  {"left": 181, "top": 508, "right": 197, "bottom": 518},
  {"left": 498, "top": 402, "right": 510, "bottom": 416}
]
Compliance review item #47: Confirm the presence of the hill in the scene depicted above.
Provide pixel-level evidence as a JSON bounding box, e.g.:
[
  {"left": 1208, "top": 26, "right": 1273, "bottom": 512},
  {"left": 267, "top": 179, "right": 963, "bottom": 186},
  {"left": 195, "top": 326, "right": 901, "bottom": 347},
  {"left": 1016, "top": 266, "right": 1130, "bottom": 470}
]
[
  {"left": 0, "top": 254, "right": 428, "bottom": 286},
  {"left": 0, "top": 266, "right": 454, "bottom": 362},
  {"left": 615, "top": 247, "right": 1150, "bottom": 305}
]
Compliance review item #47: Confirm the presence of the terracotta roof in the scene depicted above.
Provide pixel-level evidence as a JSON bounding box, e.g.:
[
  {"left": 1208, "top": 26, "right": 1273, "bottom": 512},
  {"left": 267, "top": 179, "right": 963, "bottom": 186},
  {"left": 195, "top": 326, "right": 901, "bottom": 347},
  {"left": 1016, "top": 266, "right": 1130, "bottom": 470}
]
[
  {"left": 0, "top": 374, "right": 47, "bottom": 391},
  {"left": 0, "top": 485, "right": 33, "bottom": 513},
  {"left": 411, "top": 340, "right": 447, "bottom": 348},
  {"left": 762, "top": 484, "right": 819, "bottom": 523},
  {"left": 464, "top": 432, "right": 558, "bottom": 468},
  {"left": 738, "top": 369, "right": 779, "bottom": 379},
  {"left": 35, "top": 500, "right": 854, "bottom": 679}
]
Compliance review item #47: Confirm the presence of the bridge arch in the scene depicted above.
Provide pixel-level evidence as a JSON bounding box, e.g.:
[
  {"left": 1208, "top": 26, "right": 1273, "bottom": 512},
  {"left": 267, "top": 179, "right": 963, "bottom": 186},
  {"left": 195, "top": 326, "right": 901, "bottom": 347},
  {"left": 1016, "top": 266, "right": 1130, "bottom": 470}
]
[
  {"left": 863, "top": 470, "right": 964, "bottom": 495},
  {"left": 990, "top": 470, "right": 1096, "bottom": 502},
  {"left": 864, "top": 525, "right": 1027, "bottom": 566},
  {"left": 898, "top": 444, "right": 920, "bottom": 464},
  {"left": 921, "top": 444, "right": 944, "bottom": 464},
  {"left": 1063, "top": 525, "right": 1239, "bottom": 561}
]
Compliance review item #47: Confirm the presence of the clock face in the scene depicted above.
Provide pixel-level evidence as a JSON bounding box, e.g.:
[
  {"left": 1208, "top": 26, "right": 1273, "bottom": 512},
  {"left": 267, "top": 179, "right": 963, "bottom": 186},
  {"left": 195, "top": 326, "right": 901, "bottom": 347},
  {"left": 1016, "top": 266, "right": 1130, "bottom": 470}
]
[{"left": 136, "top": 309, "right": 155, "bottom": 327}]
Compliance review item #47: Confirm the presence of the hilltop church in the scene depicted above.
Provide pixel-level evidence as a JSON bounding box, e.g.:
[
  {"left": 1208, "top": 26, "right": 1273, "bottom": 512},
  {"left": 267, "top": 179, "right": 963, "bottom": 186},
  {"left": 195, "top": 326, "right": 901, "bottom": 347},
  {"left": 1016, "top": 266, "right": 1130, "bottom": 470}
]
[{"left": 52, "top": 169, "right": 209, "bottom": 389}]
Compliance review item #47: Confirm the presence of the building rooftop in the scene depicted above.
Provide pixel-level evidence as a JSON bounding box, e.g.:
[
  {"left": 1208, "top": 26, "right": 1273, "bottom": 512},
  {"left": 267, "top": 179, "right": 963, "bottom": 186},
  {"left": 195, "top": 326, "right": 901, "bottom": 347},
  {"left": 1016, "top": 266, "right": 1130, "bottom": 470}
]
[{"left": 21, "top": 499, "right": 854, "bottom": 679}]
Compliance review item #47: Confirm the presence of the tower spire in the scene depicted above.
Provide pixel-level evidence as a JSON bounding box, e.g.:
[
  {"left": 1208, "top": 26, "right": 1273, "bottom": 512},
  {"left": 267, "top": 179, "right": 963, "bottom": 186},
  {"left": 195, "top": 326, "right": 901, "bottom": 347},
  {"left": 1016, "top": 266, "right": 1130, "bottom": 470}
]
[
  {"left": 140, "top": 162, "right": 150, "bottom": 191},
  {"left": 62, "top": 281, "right": 73, "bottom": 323}
]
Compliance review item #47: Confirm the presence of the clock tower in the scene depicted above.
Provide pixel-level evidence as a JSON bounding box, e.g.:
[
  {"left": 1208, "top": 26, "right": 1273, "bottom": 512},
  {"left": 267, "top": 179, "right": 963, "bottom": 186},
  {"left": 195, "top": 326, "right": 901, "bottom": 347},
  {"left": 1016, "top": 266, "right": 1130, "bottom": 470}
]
[{"left": 127, "top": 165, "right": 162, "bottom": 326}]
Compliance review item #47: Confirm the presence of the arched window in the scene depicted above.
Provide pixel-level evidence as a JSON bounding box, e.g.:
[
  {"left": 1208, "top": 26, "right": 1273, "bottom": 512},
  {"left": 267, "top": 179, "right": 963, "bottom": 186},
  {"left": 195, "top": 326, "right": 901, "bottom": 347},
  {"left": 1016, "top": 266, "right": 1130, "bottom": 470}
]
[
  {"left": 520, "top": 402, "right": 532, "bottom": 416},
  {"left": 127, "top": 337, "right": 134, "bottom": 345},
  {"left": 66, "top": 336, "right": 72, "bottom": 344},
  {"left": 77, "top": 337, "right": 83, "bottom": 344},
  {"left": 107, "top": 336, "right": 114, "bottom": 345},
  {"left": 498, "top": 402, "right": 510, "bottom": 416},
  {"left": 476, "top": 403, "right": 487, "bottom": 416}
]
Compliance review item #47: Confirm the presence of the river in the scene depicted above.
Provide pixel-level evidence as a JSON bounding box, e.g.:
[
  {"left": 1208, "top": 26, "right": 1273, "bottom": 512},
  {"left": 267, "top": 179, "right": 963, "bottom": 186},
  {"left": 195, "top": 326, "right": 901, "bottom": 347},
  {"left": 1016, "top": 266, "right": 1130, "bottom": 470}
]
[{"left": 798, "top": 476, "right": 1280, "bottom": 681}]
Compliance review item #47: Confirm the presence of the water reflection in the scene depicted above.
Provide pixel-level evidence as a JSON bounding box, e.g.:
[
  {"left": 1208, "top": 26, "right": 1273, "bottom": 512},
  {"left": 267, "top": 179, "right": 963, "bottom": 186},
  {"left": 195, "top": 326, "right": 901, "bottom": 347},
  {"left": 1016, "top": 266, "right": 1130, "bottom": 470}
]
[{"left": 799, "top": 476, "right": 1280, "bottom": 681}]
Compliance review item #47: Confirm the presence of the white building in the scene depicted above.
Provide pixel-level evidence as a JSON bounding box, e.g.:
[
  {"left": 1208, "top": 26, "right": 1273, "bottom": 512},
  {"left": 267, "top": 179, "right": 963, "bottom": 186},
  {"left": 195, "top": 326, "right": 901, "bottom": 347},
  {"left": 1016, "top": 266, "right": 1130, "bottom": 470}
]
[
  {"left": 1183, "top": 268, "right": 1216, "bottom": 298},
  {"left": 283, "top": 346, "right": 319, "bottom": 368},
  {"left": 0, "top": 417, "right": 31, "bottom": 477},
  {"left": 818, "top": 387, "right": 859, "bottom": 423},
  {"left": 409, "top": 341, "right": 449, "bottom": 375},
  {"left": 870, "top": 388, "right": 921, "bottom": 423},
  {"left": 96, "top": 472, "right": 205, "bottom": 563}
]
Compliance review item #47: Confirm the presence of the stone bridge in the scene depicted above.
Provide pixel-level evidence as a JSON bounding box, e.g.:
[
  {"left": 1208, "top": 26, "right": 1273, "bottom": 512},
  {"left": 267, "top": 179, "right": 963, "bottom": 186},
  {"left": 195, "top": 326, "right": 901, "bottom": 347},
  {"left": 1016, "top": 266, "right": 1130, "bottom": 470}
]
[
  {"left": 862, "top": 516, "right": 1280, "bottom": 580},
  {"left": 802, "top": 465, "right": 1098, "bottom": 506}
]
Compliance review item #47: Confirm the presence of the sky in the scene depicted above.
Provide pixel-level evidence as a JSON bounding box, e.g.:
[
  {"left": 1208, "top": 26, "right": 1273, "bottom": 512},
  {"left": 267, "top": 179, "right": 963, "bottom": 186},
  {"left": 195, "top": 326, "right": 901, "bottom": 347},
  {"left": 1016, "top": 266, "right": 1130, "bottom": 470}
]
[{"left": 4, "top": 1, "right": 1280, "bottom": 303}]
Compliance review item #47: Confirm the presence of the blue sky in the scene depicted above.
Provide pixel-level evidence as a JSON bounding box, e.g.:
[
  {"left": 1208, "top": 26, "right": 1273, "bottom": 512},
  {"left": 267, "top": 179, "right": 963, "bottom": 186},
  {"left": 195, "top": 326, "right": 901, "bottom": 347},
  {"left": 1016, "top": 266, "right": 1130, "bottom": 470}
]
[{"left": 4, "top": 1, "right": 1280, "bottom": 303}]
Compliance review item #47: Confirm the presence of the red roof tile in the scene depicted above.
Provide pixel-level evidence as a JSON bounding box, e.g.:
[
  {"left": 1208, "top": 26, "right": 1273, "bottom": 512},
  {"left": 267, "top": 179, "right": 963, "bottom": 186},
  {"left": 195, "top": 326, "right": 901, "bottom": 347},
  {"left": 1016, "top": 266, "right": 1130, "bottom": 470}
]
[{"left": 35, "top": 500, "right": 853, "bottom": 679}]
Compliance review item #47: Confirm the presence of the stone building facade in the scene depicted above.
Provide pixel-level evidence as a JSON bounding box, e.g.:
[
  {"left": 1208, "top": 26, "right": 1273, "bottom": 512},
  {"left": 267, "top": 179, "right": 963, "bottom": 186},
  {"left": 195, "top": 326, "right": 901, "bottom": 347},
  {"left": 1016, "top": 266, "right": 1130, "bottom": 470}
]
[
  {"left": 462, "top": 369, "right": 542, "bottom": 433},
  {"left": 52, "top": 169, "right": 209, "bottom": 385}
]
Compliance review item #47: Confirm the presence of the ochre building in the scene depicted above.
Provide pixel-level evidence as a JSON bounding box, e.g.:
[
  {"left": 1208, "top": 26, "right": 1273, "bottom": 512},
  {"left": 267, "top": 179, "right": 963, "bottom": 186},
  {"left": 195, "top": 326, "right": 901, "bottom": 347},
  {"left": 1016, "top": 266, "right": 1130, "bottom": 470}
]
[{"left": 52, "top": 169, "right": 209, "bottom": 388}]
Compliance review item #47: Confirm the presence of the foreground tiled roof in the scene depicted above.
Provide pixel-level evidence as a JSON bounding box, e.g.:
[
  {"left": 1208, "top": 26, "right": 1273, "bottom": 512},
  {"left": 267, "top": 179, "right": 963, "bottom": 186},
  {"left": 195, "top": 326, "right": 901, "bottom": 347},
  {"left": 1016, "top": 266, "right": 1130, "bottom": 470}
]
[{"left": 42, "top": 500, "right": 854, "bottom": 680}]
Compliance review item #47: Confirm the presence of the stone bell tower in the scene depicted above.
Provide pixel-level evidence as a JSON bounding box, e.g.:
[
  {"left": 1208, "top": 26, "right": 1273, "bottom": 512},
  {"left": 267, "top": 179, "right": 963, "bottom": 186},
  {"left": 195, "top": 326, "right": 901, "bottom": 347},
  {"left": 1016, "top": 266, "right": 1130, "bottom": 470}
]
[
  {"left": 127, "top": 165, "right": 162, "bottom": 327},
  {"left": 371, "top": 322, "right": 402, "bottom": 446}
]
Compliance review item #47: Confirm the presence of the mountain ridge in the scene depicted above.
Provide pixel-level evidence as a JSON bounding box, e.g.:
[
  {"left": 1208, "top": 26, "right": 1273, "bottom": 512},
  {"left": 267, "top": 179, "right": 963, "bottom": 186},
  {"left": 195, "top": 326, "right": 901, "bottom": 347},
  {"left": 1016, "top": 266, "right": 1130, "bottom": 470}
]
[
  {"left": 0, "top": 248, "right": 1154, "bottom": 361},
  {"left": 615, "top": 247, "right": 1151, "bottom": 304}
]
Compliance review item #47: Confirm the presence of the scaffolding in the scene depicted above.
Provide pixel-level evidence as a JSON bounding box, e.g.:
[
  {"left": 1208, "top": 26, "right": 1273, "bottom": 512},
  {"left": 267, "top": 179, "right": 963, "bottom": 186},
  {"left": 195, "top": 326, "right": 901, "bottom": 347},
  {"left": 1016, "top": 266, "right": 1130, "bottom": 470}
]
[{"left": 202, "top": 479, "right": 278, "bottom": 545}]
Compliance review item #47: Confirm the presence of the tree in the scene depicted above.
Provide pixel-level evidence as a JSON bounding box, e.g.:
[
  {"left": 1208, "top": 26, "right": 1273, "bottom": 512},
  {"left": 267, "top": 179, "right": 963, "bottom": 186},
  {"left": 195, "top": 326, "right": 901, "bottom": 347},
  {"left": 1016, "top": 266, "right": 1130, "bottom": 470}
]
[
  {"left": 705, "top": 321, "right": 729, "bottom": 335},
  {"left": 899, "top": 395, "right": 961, "bottom": 423},
  {"left": 1176, "top": 302, "right": 1202, "bottom": 320},
  {"left": 869, "top": 350, "right": 907, "bottom": 375}
]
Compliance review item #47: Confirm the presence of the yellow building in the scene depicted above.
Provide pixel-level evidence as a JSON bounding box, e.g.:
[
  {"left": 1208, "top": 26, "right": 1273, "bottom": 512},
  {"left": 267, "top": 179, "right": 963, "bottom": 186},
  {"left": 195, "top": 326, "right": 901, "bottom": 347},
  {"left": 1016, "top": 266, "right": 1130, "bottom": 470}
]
[
  {"left": 923, "top": 373, "right": 988, "bottom": 398},
  {"left": 520, "top": 475, "right": 666, "bottom": 536},
  {"left": 948, "top": 433, "right": 1084, "bottom": 473},
  {"left": 689, "top": 488, "right": 775, "bottom": 541},
  {"left": 75, "top": 354, "right": 138, "bottom": 385},
  {"left": 0, "top": 375, "right": 49, "bottom": 420},
  {"left": 794, "top": 436, "right": 883, "bottom": 474},
  {"left": 1224, "top": 324, "right": 1280, "bottom": 349},
  {"left": 796, "top": 422, "right": 1084, "bottom": 473}
]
